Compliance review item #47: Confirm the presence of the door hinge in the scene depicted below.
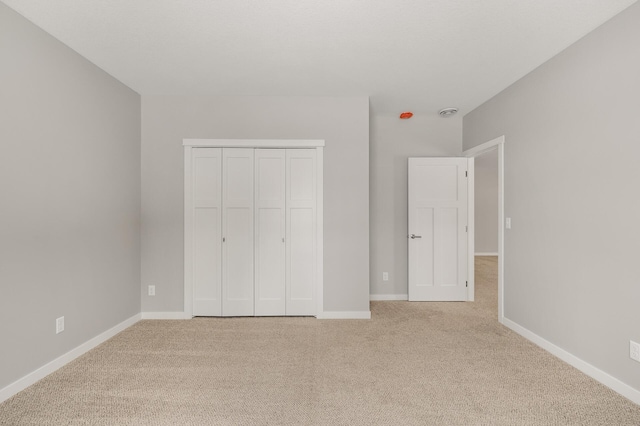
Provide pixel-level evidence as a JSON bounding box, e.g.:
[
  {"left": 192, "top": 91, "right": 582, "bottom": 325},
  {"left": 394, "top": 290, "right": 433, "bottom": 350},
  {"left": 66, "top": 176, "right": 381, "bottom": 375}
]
[
  {"left": 466, "top": 281, "right": 468, "bottom": 287},
  {"left": 465, "top": 171, "right": 468, "bottom": 177},
  {"left": 465, "top": 225, "right": 468, "bottom": 232}
]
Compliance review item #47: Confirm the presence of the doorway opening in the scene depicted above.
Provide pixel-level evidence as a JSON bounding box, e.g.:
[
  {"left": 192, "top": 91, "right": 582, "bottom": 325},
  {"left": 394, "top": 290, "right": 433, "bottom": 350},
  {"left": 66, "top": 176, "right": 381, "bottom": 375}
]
[{"left": 463, "top": 136, "right": 505, "bottom": 323}]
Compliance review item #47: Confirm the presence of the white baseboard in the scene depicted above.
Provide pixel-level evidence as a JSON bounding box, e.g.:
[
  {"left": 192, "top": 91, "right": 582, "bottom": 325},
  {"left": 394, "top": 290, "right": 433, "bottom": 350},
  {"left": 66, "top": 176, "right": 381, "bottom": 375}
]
[
  {"left": 502, "top": 317, "right": 640, "bottom": 405},
  {"left": 316, "top": 311, "right": 371, "bottom": 320},
  {"left": 370, "top": 294, "right": 408, "bottom": 301},
  {"left": 0, "top": 313, "right": 141, "bottom": 404},
  {"left": 475, "top": 252, "right": 499, "bottom": 256},
  {"left": 141, "top": 312, "right": 191, "bottom": 319}
]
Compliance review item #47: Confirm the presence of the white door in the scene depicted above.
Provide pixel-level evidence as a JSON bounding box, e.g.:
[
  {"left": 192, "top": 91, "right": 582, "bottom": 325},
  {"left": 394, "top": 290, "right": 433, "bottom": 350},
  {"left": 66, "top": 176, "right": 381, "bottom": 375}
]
[
  {"left": 286, "top": 149, "right": 316, "bottom": 315},
  {"left": 408, "top": 158, "right": 469, "bottom": 301},
  {"left": 222, "top": 148, "right": 255, "bottom": 316},
  {"left": 192, "top": 148, "right": 222, "bottom": 316},
  {"left": 254, "top": 149, "right": 286, "bottom": 316}
]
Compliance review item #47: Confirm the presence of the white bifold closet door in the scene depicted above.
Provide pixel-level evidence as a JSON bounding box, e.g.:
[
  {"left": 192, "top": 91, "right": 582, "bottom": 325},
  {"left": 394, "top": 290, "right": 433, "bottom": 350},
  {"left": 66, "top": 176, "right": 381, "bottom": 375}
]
[
  {"left": 222, "top": 148, "right": 255, "bottom": 316},
  {"left": 255, "top": 149, "right": 317, "bottom": 316},
  {"left": 192, "top": 148, "right": 222, "bottom": 316},
  {"left": 286, "top": 149, "right": 317, "bottom": 315},
  {"left": 254, "top": 149, "right": 286, "bottom": 315},
  {"left": 191, "top": 147, "right": 316, "bottom": 317}
]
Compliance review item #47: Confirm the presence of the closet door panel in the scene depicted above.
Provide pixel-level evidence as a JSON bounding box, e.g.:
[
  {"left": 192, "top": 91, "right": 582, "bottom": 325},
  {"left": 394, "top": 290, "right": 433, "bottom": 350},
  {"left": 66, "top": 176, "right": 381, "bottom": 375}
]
[
  {"left": 222, "top": 148, "right": 254, "bottom": 316},
  {"left": 290, "top": 157, "right": 315, "bottom": 202},
  {"left": 193, "top": 209, "right": 221, "bottom": 314},
  {"left": 225, "top": 208, "right": 253, "bottom": 300},
  {"left": 255, "top": 150, "right": 286, "bottom": 316},
  {"left": 289, "top": 208, "right": 314, "bottom": 300},
  {"left": 192, "top": 148, "right": 222, "bottom": 316},
  {"left": 286, "top": 149, "right": 316, "bottom": 315},
  {"left": 226, "top": 158, "right": 253, "bottom": 202}
]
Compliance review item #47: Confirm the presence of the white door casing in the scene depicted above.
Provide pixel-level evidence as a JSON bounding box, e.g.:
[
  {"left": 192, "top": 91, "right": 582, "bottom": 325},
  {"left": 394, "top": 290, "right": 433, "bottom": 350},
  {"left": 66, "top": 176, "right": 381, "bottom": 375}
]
[{"left": 408, "top": 158, "right": 470, "bottom": 301}]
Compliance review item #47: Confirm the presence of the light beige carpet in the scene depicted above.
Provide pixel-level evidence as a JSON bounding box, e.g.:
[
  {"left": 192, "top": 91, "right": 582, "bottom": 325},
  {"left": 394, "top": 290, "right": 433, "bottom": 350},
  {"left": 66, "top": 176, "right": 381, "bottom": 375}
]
[{"left": 1, "top": 257, "right": 639, "bottom": 425}]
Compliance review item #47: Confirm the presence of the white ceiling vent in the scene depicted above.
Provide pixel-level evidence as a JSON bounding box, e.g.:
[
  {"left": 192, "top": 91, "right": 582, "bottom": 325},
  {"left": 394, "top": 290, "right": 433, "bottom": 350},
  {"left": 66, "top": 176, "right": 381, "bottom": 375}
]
[{"left": 438, "top": 107, "right": 459, "bottom": 117}]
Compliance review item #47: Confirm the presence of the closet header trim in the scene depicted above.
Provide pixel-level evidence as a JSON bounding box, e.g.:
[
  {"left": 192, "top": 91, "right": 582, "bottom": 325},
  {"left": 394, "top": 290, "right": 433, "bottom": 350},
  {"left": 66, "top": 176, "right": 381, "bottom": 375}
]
[{"left": 183, "top": 139, "right": 325, "bottom": 148}]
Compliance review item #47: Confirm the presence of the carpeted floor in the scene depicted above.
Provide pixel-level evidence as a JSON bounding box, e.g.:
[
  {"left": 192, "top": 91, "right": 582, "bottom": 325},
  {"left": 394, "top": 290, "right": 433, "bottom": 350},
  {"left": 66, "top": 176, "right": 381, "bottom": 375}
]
[{"left": 1, "top": 256, "right": 639, "bottom": 425}]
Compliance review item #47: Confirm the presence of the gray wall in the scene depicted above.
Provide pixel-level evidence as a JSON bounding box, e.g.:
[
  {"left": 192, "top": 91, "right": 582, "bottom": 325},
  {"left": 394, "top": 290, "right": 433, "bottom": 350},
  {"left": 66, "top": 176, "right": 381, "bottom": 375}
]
[
  {"left": 370, "top": 115, "right": 462, "bottom": 297},
  {"left": 0, "top": 4, "right": 141, "bottom": 390},
  {"left": 464, "top": 2, "right": 640, "bottom": 392},
  {"left": 474, "top": 150, "right": 499, "bottom": 254},
  {"left": 141, "top": 96, "right": 370, "bottom": 314}
]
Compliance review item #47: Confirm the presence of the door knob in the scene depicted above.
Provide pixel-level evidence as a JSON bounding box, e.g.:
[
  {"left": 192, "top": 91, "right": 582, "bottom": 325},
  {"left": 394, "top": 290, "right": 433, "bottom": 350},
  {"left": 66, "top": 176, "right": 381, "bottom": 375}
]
[{"left": 410, "top": 234, "right": 422, "bottom": 239}]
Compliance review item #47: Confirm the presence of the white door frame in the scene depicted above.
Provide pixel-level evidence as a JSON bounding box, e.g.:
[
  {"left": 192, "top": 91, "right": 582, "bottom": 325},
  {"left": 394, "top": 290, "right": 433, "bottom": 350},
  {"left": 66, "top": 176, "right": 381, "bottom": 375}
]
[
  {"left": 183, "top": 139, "right": 324, "bottom": 318},
  {"left": 463, "top": 135, "right": 505, "bottom": 323}
]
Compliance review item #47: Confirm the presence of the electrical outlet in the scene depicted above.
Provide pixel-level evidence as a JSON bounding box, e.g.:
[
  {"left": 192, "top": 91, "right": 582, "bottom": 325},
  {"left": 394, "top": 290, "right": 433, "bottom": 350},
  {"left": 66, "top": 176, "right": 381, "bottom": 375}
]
[
  {"left": 56, "top": 316, "right": 64, "bottom": 334},
  {"left": 382, "top": 272, "right": 389, "bottom": 281},
  {"left": 505, "top": 217, "right": 512, "bottom": 229},
  {"left": 148, "top": 285, "right": 156, "bottom": 296},
  {"left": 630, "top": 340, "right": 640, "bottom": 362}
]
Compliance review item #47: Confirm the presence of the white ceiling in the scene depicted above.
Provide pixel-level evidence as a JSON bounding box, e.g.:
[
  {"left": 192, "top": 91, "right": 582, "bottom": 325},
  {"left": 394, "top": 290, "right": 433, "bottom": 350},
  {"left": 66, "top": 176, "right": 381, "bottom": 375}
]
[{"left": 2, "top": 0, "right": 637, "bottom": 116}]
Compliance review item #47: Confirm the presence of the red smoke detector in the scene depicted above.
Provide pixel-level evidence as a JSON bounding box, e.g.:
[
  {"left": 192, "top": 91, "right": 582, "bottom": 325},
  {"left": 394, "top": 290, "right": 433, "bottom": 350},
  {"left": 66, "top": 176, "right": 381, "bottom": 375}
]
[{"left": 399, "top": 112, "right": 413, "bottom": 119}]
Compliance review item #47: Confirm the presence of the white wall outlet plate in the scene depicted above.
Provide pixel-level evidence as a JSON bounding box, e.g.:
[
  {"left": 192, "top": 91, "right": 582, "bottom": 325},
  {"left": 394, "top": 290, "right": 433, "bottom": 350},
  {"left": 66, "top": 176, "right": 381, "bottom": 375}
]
[
  {"left": 148, "top": 285, "right": 156, "bottom": 296},
  {"left": 382, "top": 272, "right": 389, "bottom": 281},
  {"left": 56, "top": 316, "right": 64, "bottom": 334},
  {"left": 630, "top": 340, "right": 640, "bottom": 362}
]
